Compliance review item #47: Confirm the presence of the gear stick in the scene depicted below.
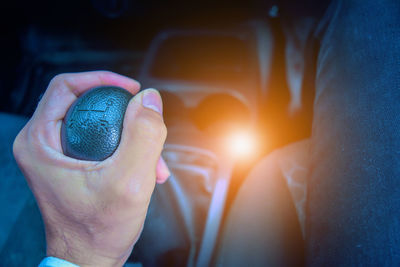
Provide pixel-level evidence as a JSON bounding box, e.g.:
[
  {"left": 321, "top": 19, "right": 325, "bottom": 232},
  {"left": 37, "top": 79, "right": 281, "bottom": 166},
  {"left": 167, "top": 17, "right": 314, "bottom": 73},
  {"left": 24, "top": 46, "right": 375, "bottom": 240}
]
[{"left": 61, "top": 86, "right": 133, "bottom": 161}]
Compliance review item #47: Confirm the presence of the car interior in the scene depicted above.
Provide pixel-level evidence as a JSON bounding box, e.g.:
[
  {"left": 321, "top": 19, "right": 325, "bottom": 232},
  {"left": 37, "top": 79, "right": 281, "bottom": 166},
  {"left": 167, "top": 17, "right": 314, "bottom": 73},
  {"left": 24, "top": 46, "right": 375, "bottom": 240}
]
[{"left": 0, "top": 0, "right": 315, "bottom": 266}]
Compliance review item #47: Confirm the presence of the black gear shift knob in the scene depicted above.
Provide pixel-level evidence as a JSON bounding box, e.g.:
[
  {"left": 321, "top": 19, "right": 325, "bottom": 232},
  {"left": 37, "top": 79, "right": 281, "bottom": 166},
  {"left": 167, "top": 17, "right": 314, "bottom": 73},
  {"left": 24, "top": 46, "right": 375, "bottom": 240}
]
[{"left": 61, "top": 86, "right": 133, "bottom": 161}]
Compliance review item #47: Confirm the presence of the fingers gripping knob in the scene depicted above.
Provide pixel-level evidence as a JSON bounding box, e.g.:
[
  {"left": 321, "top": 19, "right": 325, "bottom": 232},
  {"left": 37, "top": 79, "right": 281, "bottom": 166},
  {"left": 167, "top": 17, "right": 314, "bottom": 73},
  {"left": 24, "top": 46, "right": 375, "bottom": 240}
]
[{"left": 61, "top": 86, "right": 133, "bottom": 161}]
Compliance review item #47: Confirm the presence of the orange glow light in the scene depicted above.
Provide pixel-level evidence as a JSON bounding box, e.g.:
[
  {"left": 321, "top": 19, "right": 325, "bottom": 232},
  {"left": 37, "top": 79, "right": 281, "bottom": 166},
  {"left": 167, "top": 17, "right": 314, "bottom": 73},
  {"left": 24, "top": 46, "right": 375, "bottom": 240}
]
[{"left": 226, "top": 130, "right": 256, "bottom": 158}]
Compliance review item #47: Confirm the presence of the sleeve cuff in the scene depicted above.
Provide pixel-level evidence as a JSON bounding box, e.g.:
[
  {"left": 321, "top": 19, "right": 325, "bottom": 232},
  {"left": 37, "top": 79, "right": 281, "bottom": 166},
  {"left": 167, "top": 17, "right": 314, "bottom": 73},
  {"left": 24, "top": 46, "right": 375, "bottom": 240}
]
[{"left": 39, "top": 256, "right": 81, "bottom": 267}]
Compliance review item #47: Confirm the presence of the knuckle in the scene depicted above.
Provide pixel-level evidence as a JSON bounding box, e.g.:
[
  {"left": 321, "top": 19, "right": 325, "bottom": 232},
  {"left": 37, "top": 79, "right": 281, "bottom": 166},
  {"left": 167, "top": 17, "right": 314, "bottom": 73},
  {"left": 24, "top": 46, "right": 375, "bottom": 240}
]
[
  {"left": 12, "top": 133, "right": 23, "bottom": 162},
  {"left": 109, "top": 180, "right": 126, "bottom": 198},
  {"left": 50, "top": 73, "right": 67, "bottom": 85},
  {"left": 123, "top": 182, "right": 152, "bottom": 206},
  {"left": 134, "top": 112, "right": 167, "bottom": 141},
  {"left": 96, "top": 70, "right": 115, "bottom": 83},
  {"left": 47, "top": 74, "right": 69, "bottom": 93},
  {"left": 12, "top": 128, "right": 32, "bottom": 167}
]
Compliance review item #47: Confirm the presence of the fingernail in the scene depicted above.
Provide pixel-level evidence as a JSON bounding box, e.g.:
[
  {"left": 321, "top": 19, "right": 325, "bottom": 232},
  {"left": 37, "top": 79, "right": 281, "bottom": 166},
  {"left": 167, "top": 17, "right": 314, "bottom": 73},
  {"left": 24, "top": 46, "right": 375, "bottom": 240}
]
[{"left": 142, "top": 88, "right": 162, "bottom": 114}]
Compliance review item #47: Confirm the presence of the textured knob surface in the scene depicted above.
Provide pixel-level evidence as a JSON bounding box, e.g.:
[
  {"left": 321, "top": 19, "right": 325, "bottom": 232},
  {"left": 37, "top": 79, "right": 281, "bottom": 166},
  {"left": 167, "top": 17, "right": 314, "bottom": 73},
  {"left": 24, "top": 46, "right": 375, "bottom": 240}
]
[{"left": 61, "top": 86, "right": 133, "bottom": 161}]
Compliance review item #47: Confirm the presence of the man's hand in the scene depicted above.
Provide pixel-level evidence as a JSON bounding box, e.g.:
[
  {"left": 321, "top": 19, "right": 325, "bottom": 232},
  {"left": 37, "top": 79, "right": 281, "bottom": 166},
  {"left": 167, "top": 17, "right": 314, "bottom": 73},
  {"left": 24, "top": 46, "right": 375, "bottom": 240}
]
[{"left": 13, "top": 71, "right": 170, "bottom": 267}]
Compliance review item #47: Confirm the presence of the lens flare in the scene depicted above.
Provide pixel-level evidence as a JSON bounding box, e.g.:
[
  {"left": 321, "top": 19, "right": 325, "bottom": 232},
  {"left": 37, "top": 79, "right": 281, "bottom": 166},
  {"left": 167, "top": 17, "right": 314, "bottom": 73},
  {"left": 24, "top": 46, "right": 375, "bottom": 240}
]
[{"left": 226, "top": 131, "right": 256, "bottom": 158}]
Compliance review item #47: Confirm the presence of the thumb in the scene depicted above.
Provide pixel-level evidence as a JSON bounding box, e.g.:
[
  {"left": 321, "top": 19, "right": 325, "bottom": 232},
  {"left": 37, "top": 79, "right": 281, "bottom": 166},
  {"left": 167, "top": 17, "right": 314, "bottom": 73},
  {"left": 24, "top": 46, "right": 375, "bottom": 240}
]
[{"left": 111, "top": 89, "right": 167, "bottom": 183}]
